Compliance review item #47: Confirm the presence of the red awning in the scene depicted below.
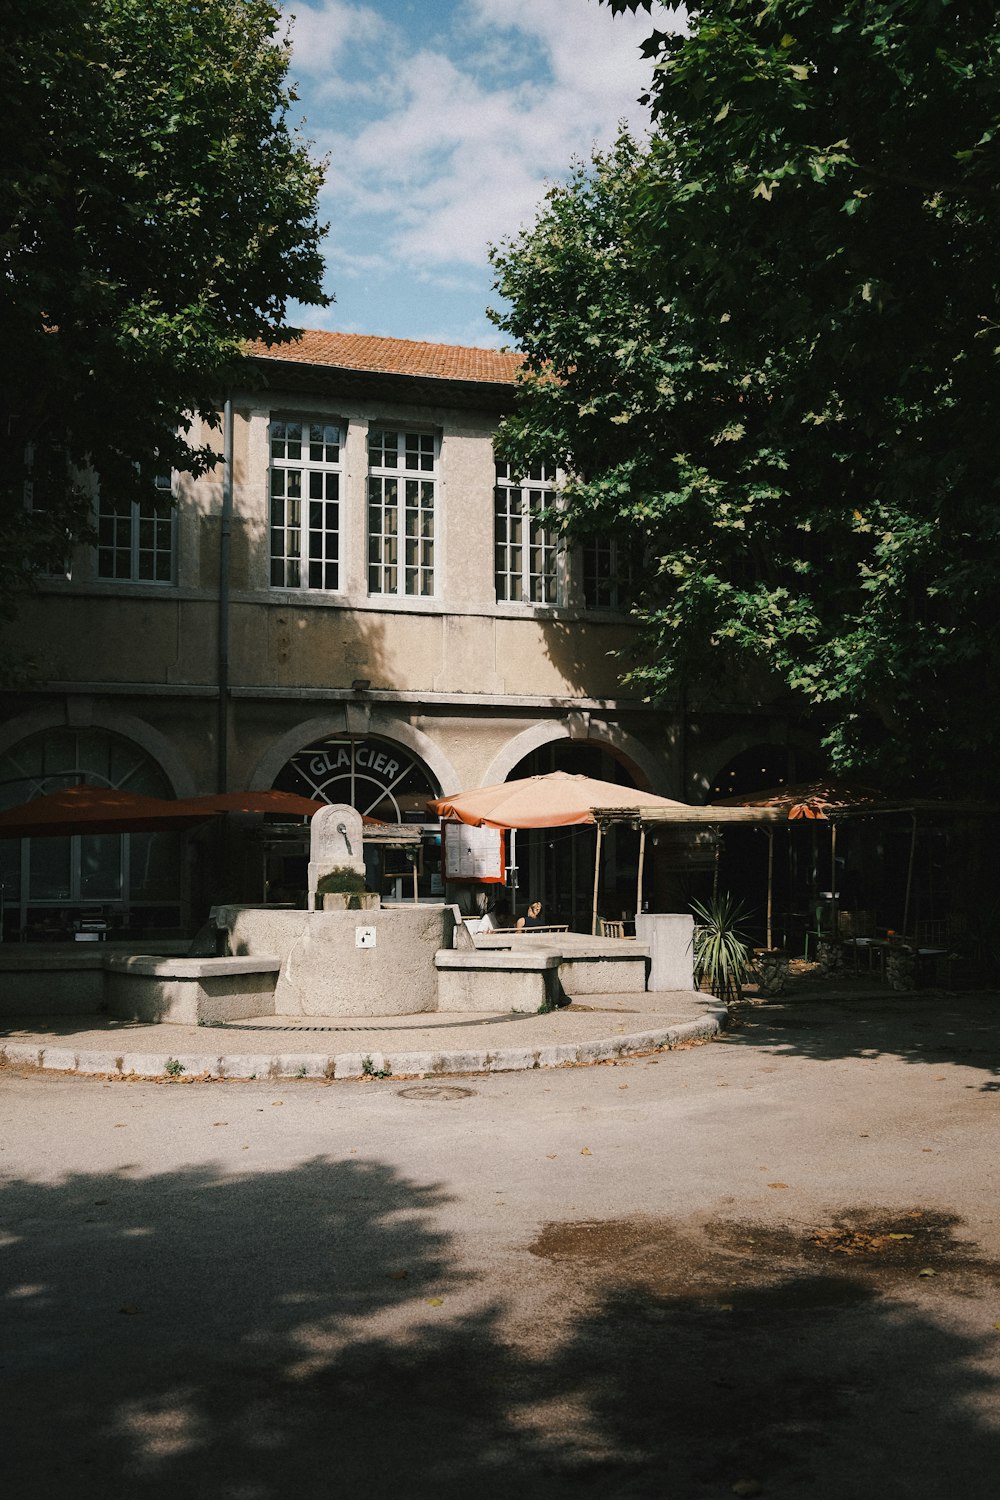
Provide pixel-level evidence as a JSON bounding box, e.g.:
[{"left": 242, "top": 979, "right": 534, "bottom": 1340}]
[
  {"left": 0, "top": 784, "right": 212, "bottom": 838},
  {"left": 172, "top": 790, "right": 326, "bottom": 818}
]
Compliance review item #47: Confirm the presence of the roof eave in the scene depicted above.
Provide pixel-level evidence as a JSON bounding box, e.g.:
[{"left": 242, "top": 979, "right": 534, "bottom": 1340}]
[{"left": 245, "top": 353, "right": 518, "bottom": 413}]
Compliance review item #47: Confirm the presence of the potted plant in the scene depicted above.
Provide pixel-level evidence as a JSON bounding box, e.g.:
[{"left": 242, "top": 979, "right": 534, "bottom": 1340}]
[
  {"left": 691, "top": 893, "right": 756, "bottom": 1004},
  {"left": 315, "top": 867, "right": 379, "bottom": 911}
]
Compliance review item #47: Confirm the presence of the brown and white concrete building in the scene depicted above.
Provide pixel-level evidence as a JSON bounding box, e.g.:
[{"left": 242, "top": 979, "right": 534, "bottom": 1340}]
[{"left": 0, "top": 332, "right": 812, "bottom": 940}]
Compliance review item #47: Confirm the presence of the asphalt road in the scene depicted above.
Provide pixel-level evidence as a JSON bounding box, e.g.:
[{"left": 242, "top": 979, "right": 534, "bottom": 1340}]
[{"left": 1, "top": 991, "right": 998, "bottom": 1498}]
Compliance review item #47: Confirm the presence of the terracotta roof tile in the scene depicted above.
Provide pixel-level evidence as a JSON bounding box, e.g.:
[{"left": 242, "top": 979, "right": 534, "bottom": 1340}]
[{"left": 250, "top": 330, "right": 522, "bottom": 386}]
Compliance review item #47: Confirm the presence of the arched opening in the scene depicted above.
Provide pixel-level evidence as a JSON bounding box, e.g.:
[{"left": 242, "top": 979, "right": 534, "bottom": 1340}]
[
  {"left": 503, "top": 739, "right": 644, "bottom": 930},
  {"left": 0, "top": 728, "right": 182, "bottom": 940},
  {"left": 707, "top": 743, "right": 822, "bottom": 802},
  {"left": 271, "top": 732, "right": 443, "bottom": 903}
]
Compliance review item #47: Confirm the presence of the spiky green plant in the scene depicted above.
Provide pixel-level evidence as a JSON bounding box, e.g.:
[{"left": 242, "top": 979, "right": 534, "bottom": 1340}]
[{"left": 690, "top": 894, "right": 756, "bottom": 1003}]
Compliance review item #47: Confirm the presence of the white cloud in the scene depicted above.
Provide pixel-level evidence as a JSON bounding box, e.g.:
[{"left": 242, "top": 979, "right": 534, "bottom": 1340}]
[
  {"left": 464, "top": 0, "right": 660, "bottom": 104},
  {"left": 283, "top": 0, "right": 685, "bottom": 338},
  {"left": 287, "top": 0, "right": 387, "bottom": 80}
]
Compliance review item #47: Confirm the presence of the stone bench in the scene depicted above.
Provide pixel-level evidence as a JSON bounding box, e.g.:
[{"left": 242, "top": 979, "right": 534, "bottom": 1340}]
[
  {"left": 105, "top": 954, "right": 280, "bottom": 1025},
  {"left": 0, "top": 947, "right": 108, "bottom": 1016},
  {"left": 555, "top": 950, "right": 648, "bottom": 996},
  {"left": 469, "top": 932, "right": 650, "bottom": 996},
  {"left": 435, "top": 949, "right": 563, "bottom": 1013}
]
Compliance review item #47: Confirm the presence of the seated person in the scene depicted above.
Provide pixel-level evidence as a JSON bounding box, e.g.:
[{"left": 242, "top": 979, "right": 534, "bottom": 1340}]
[{"left": 516, "top": 900, "right": 546, "bottom": 931}]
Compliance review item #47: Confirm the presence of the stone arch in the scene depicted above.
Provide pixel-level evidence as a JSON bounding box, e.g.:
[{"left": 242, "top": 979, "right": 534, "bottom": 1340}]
[
  {"left": 0, "top": 714, "right": 191, "bottom": 938},
  {"left": 0, "top": 704, "right": 196, "bottom": 796},
  {"left": 248, "top": 711, "right": 460, "bottom": 804},
  {"left": 695, "top": 729, "right": 824, "bottom": 804},
  {"left": 369, "top": 713, "right": 461, "bottom": 797},
  {"left": 483, "top": 718, "right": 665, "bottom": 792}
]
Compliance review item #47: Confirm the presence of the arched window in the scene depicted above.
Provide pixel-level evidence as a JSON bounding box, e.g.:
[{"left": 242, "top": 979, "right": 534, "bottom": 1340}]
[
  {"left": 0, "top": 729, "right": 181, "bottom": 939},
  {"left": 504, "top": 740, "right": 644, "bottom": 929},
  {"left": 274, "top": 734, "right": 439, "bottom": 822},
  {"left": 272, "top": 734, "right": 442, "bottom": 901}
]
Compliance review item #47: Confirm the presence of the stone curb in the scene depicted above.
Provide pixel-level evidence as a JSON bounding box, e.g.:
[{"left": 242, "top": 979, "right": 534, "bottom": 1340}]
[{"left": 0, "top": 1003, "right": 726, "bottom": 1081}]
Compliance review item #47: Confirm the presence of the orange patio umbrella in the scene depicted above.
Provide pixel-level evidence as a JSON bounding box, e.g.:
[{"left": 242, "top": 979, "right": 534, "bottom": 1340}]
[
  {"left": 428, "top": 770, "right": 689, "bottom": 829},
  {"left": 712, "top": 779, "right": 884, "bottom": 821},
  {"left": 429, "top": 771, "right": 693, "bottom": 933}
]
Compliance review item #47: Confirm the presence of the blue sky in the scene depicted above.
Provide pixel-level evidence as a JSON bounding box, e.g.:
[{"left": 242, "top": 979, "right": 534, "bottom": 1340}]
[{"left": 283, "top": 0, "right": 685, "bottom": 347}]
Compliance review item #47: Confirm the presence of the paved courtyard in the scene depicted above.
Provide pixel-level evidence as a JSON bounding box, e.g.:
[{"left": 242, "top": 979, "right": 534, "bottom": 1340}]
[{"left": 1, "top": 987, "right": 998, "bottom": 1497}]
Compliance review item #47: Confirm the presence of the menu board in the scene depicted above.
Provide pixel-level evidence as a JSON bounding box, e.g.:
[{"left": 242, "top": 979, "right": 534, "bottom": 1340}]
[{"left": 443, "top": 822, "right": 504, "bottom": 882}]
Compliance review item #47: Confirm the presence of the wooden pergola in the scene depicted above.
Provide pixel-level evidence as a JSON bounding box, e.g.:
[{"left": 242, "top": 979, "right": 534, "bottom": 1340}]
[
  {"left": 590, "top": 804, "right": 784, "bottom": 938},
  {"left": 595, "top": 789, "right": 998, "bottom": 947}
]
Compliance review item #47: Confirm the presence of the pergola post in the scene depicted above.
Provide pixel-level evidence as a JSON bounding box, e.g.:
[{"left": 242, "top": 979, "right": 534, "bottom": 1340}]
[
  {"left": 773, "top": 822, "right": 779, "bottom": 948},
  {"left": 903, "top": 812, "right": 918, "bottom": 935},
  {"left": 591, "top": 822, "right": 603, "bottom": 936},
  {"left": 635, "top": 826, "right": 646, "bottom": 918},
  {"left": 830, "top": 821, "right": 838, "bottom": 936}
]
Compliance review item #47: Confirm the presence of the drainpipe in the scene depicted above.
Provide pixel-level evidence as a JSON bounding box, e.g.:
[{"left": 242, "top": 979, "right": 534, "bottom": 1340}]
[
  {"left": 902, "top": 812, "right": 918, "bottom": 936},
  {"left": 217, "top": 395, "right": 233, "bottom": 793}
]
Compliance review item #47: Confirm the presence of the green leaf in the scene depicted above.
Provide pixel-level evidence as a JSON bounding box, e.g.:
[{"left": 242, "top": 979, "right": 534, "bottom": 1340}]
[{"left": 489, "top": 9, "right": 1000, "bottom": 795}]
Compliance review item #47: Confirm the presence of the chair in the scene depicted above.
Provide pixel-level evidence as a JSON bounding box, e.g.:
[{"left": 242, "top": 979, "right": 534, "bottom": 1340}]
[
  {"left": 598, "top": 918, "right": 629, "bottom": 939},
  {"left": 832, "top": 911, "right": 875, "bottom": 971},
  {"left": 803, "top": 927, "right": 833, "bottom": 961}
]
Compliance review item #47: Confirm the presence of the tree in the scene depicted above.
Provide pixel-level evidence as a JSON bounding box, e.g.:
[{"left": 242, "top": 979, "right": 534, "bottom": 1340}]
[
  {"left": 0, "top": 0, "right": 328, "bottom": 629},
  {"left": 490, "top": 2, "right": 1000, "bottom": 792}
]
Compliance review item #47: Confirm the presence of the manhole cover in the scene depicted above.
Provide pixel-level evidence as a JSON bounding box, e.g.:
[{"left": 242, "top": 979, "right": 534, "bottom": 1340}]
[{"left": 397, "top": 1085, "right": 477, "bottom": 1101}]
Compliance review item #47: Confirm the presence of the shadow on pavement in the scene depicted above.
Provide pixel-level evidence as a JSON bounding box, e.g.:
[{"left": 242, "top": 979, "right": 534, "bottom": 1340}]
[
  {"left": 717, "top": 974, "right": 1000, "bottom": 1088},
  {"left": 2, "top": 1156, "right": 999, "bottom": 1496}
]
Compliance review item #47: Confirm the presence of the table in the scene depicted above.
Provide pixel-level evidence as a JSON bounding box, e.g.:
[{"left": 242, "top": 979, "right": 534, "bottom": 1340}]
[
  {"left": 842, "top": 936, "right": 886, "bottom": 975},
  {"left": 842, "top": 937, "right": 950, "bottom": 985}
]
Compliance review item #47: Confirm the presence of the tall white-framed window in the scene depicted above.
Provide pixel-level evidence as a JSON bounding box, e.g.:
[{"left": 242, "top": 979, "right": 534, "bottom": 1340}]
[
  {"left": 494, "top": 459, "right": 559, "bottom": 605},
  {"left": 269, "top": 417, "right": 342, "bottom": 591},
  {"left": 97, "top": 473, "right": 175, "bottom": 583},
  {"left": 367, "top": 427, "right": 437, "bottom": 598},
  {"left": 583, "top": 536, "right": 632, "bottom": 611}
]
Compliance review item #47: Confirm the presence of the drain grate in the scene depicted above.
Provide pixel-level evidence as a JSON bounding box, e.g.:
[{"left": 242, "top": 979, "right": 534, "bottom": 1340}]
[
  {"left": 397, "top": 1085, "right": 478, "bottom": 1100},
  {"left": 205, "top": 1012, "right": 530, "bottom": 1034}
]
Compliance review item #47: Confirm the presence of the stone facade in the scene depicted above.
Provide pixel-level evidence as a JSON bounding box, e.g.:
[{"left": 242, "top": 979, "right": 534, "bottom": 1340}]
[{"left": 0, "top": 332, "right": 813, "bottom": 939}]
